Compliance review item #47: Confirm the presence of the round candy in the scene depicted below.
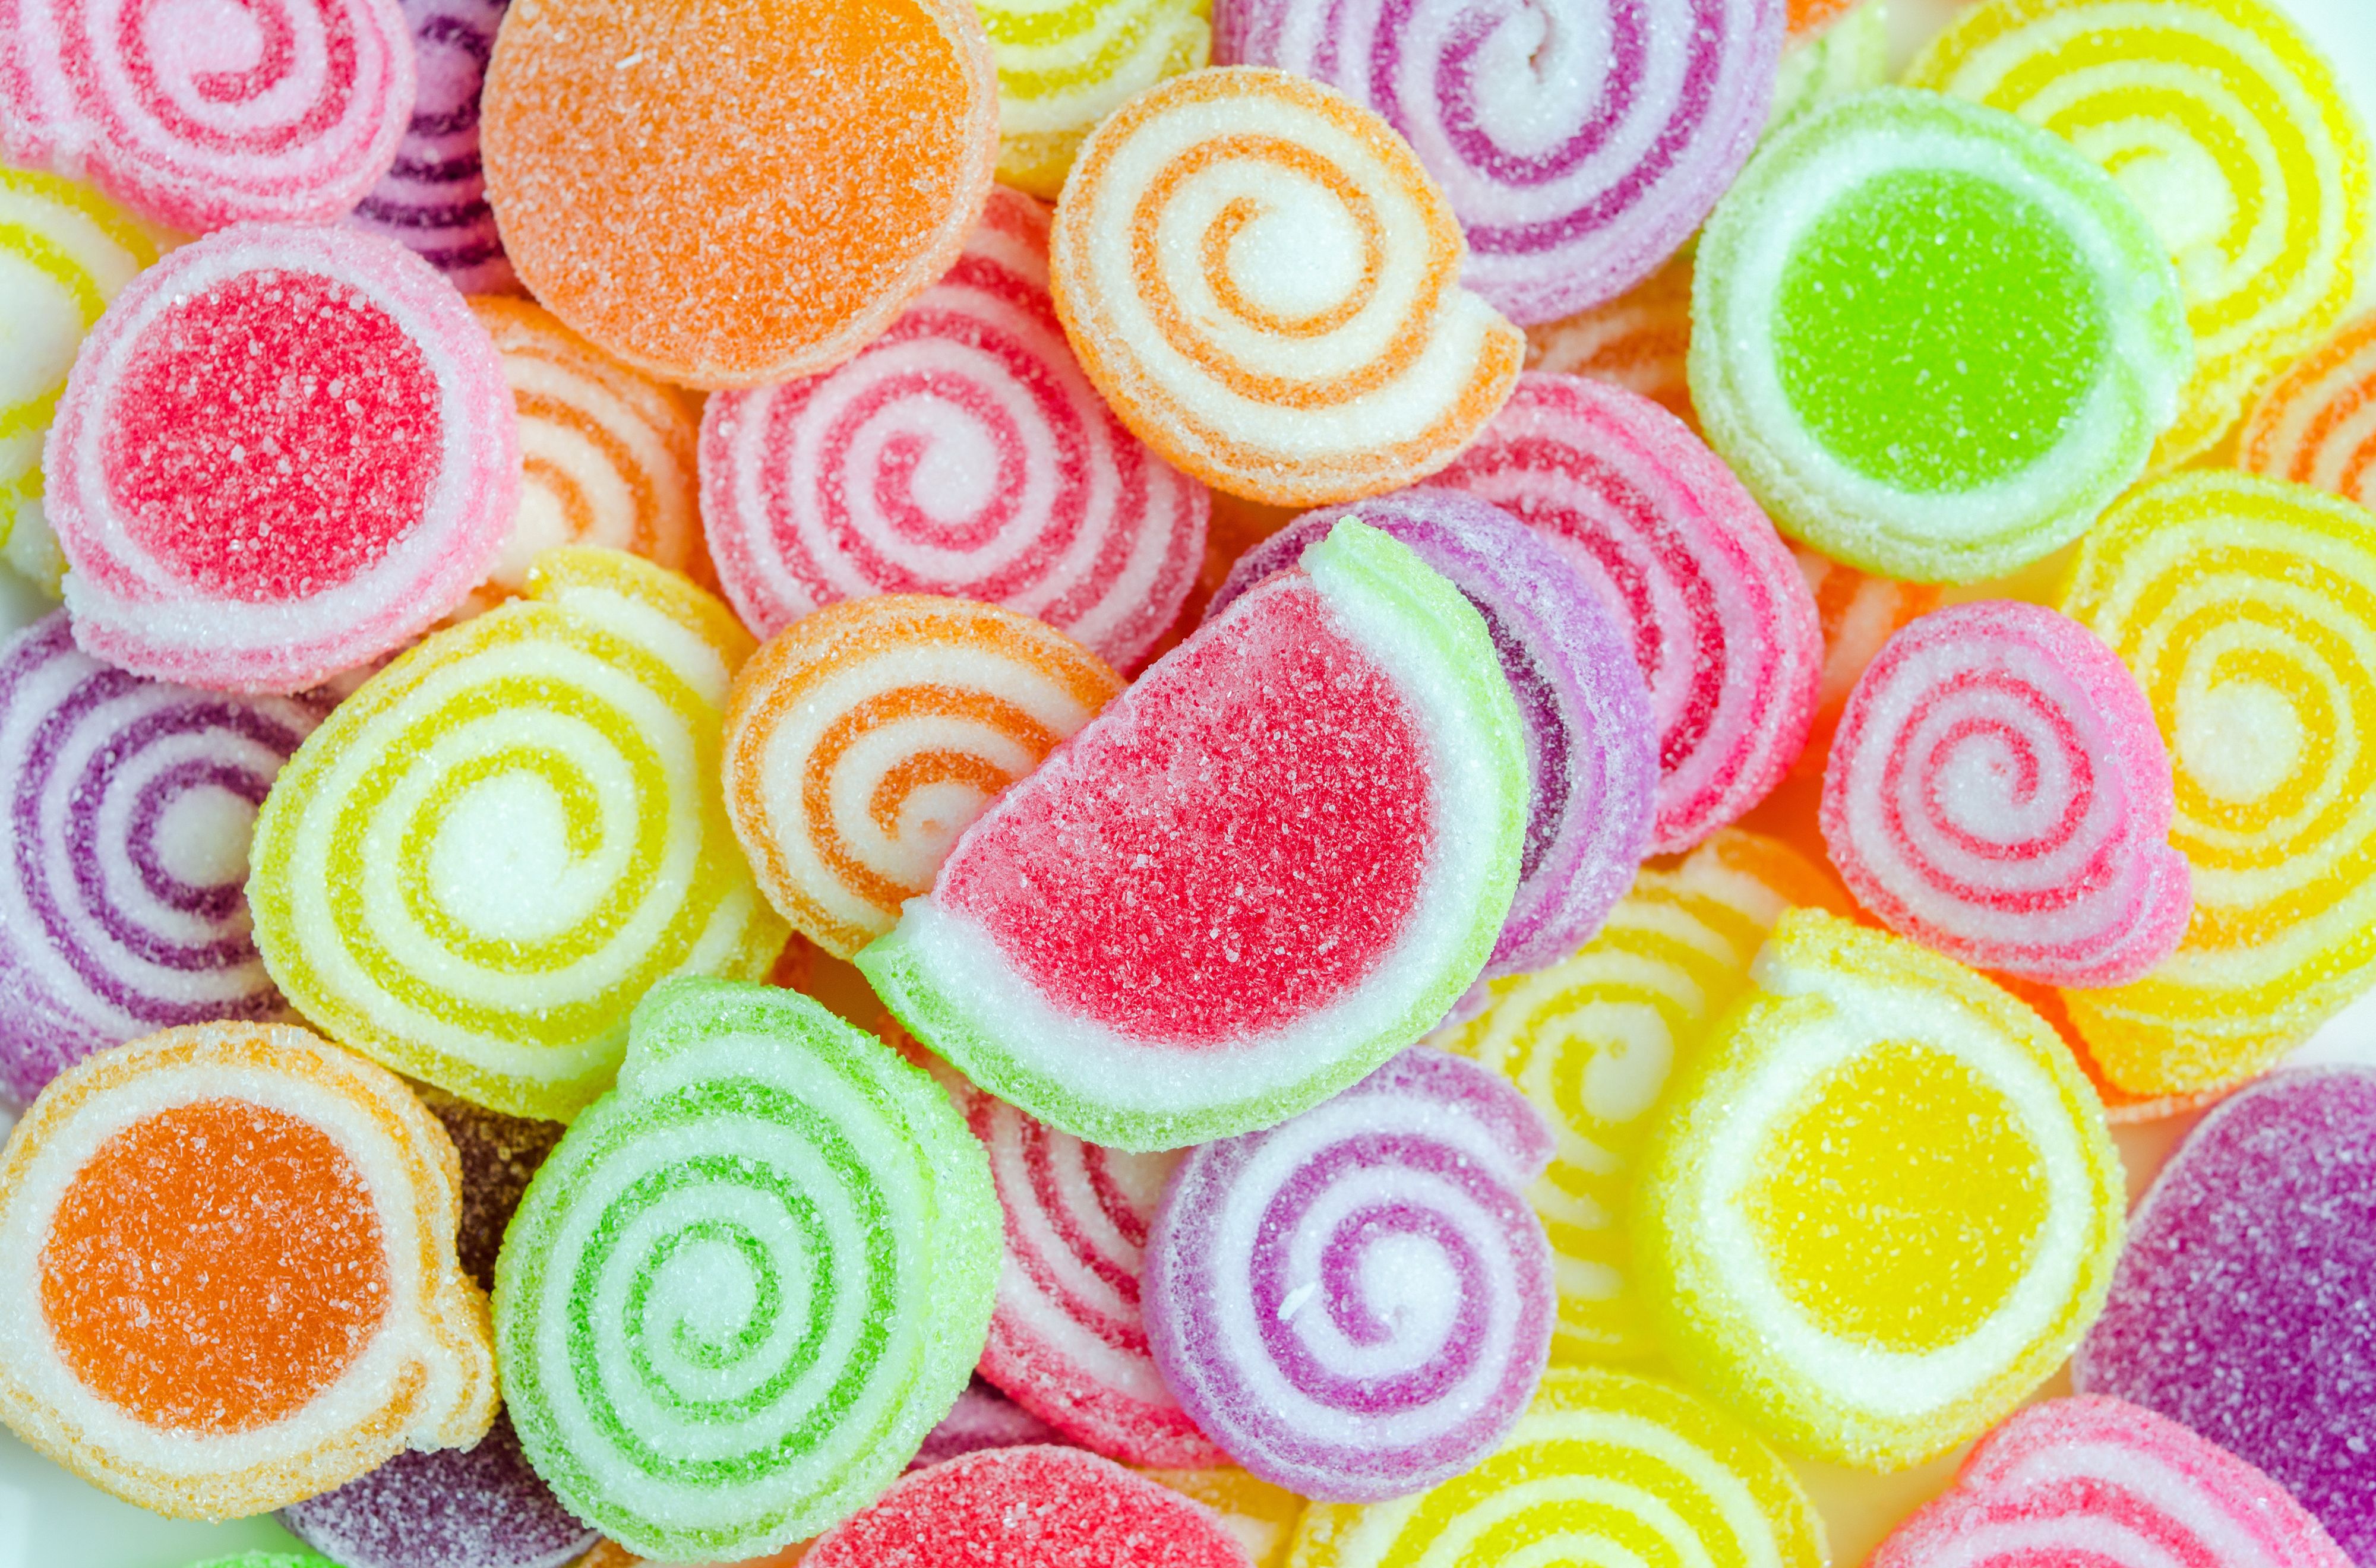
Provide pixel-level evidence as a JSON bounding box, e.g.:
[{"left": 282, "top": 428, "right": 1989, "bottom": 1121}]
[
  {"left": 1212, "top": 488, "right": 1655, "bottom": 976},
  {"left": 0, "top": 1022, "right": 496, "bottom": 1518},
  {"left": 1284, "top": 1367, "right": 1823, "bottom": 1568},
  {"left": 1136, "top": 1466, "right": 1307, "bottom": 1568},
  {"left": 1427, "top": 829, "right": 1853, "bottom": 1364},
  {"left": 2054, "top": 472, "right": 2376, "bottom": 1095},
  {"left": 985, "top": 0, "right": 1210, "bottom": 198},
  {"left": 1909, "top": 0, "right": 2372, "bottom": 467},
  {"left": 0, "top": 613, "right": 323, "bottom": 1103},
  {"left": 1821, "top": 600, "right": 2192, "bottom": 989},
  {"left": 1145, "top": 1047, "right": 1556, "bottom": 1501},
  {"left": 280, "top": 1411, "right": 599, "bottom": 1568},
  {"left": 248, "top": 548, "right": 789, "bottom": 1123},
  {"left": 481, "top": 0, "right": 997, "bottom": 388},
  {"left": 1636, "top": 909, "right": 2126, "bottom": 1469},
  {"left": 1217, "top": 0, "right": 1783, "bottom": 325},
  {"left": 1796, "top": 546, "right": 1944, "bottom": 773},
  {"left": 1047, "top": 66, "right": 1524, "bottom": 508},
  {"left": 1690, "top": 88, "right": 2192, "bottom": 584},
  {"left": 44, "top": 223, "right": 519, "bottom": 693},
  {"left": 700, "top": 186, "right": 1208, "bottom": 668},
  {"left": 2242, "top": 309, "right": 2376, "bottom": 511},
  {"left": 1524, "top": 252, "right": 1698, "bottom": 431},
  {"left": 1767, "top": 0, "right": 1888, "bottom": 135},
  {"left": 1435, "top": 372, "right": 1823, "bottom": 855},
  {"left": 354, "top": 0, "right": 514, "bottom": 292},
  {"left": 412, "top": 1085, "right": 563, "bottom": 1291},
  {"left": 912, "top": 1378, "right": 1063, "bottom": 1469}
]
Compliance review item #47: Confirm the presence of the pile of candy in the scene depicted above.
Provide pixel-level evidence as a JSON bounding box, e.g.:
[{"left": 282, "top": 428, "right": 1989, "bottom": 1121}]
[{"left": 0, "top": 0, "right": 2370, "bottom": 1564}]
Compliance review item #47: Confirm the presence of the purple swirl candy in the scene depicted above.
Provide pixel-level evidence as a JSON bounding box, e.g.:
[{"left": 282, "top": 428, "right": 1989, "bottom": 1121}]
[
  {"left": 1218, "top": 0, "right": 1783, "bottom": 324},
  {"left": 0, "top": 614, "right": 323, "bottom": 1104},
  {"left": 350, "top": 0, "right": 516, "bottom": 293},
  {"left": 279, "top": 1411, "right": 598, "bottom": 1568},
  {"left": 1143, "top": 1047, "right": 1556, "bottom": 1501},
  {"left": 1211, "top": 488, "right": 1655, "bottom": 977}
]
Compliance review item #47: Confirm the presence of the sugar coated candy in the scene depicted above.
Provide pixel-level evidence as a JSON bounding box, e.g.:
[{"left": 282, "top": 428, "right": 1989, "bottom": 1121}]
[
  {"left": 1767, "top": 0, "right": 1888, "bottom": 135},
  {"left": 1138, "top": 1466, "right": 1307, "bottom": 1568},
  {"left": 1636, "top": 909, "right": 2125, "bottom": 1469},
  {"left": 1821, "top": 600, "right": 2191, "bottom": 989},
  {"left": 1795, "top": 548, "right": 1943, "bottom": 774},
  {"left": 279, "top": 1411, "right": 599, "bottom": 1568},
  {"left": 481, "top": 0, "right": 997, "bottom": 388},
  {"left": 700, "top": 187, "right": 1208, "bottom": 669},
  {"left": 1910, "top": 0, "right": 2371, "bottom": 467},
  {"left": 1211, "top": 488, "right": 1656, "bottom": 976},
  {"left": 411, "top": 1085, "right": 561, "bottom": 1290},
  {"left": 0, "top": 1022, "right": 496, "bottom": 1517},
  {"left": 1690, "top": 88, "right": 2191, "bottom": 584},
  {"left": 1524, "top": 252, "right": 1698, "bottom": 431},
  {"left": 1429, "top": 829, "right": 1852, "bottom": 1364},
  {"left": 1284, "top": 1367, "right": 1824, "bottom": 1568},
  {"left": 802, "top": 1446, "right": 1255, "bottom": 1568},
  {"left": 913, "top": 1379, "right": 1064, "bottom": 1469},
  {"left": 1871, "top": 1396, "right": 2353, "bottom": 1568},
  {"left": 1145, "top": 1048, "right": 1554, "bottom": 1500},
  {"left": 984, "top": 0, "right": 1211, "bottom": 198},
  {"left": 2076, "top": 1068, "right": 2376, "bottom": 1567},
  {"left": 1436, "top": 372, "right": 1822, "bottom": 855},
  {"left": 494, "top": 978, "right": 1000, "bottom": 1560},
  {"left": 1047, "top": 67, "right": 1524, "bottom": 507},
  {"left": 189, "top": 1556, "right": 339, "bottom": 1568},
  {"left": 248, "top": 548, "right": 788, "bottom": 1123},
  {"left": 44, "top": 223, "right": 519, "bottom": 692},
  {"left": 2242, "top": 311, "right": 2376, "bottom": 511},
  {"left": 0, "top": 614, "right": 324, "bottom": 1102},
  {"left": 1217, "top": 0, "right": 1783, "bottom": 325},
  {"left": 2054, "top": 472, "right": 2376, "bottom": 1094},
  {"left": 354, "top": 0, "right": 513, "bottom": 292},
  {"left": 858, "top": 520, "right": 1527, "bottom": 1151}
]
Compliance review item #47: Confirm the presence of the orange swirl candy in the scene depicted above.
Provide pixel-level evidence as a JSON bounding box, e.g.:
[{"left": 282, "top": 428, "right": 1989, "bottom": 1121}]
[
  {"left": 2242, "top": 311, "right": 2376, "bottom": 511},
  {"left": 0, "top": 1023, "right": 495, "bottom": 1518},
  {"left": 1049, "top": 66, "right": 1524, "bottom": 506}
]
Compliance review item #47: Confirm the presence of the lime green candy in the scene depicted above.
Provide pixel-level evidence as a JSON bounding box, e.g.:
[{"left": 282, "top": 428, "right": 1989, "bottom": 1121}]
[
  {"left": 1691, "top": 88, "right": 2191, "bottom": 583},
  {"left": 494, "top": 977, "right": 1001, "bottom": 1560}
]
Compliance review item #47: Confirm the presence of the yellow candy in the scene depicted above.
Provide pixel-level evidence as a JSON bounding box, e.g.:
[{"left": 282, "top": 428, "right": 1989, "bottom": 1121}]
[
  {"left": 1140, "top": 1466, "right": 1308, "bottom": 1568},
  {"left": 1636, "top": 910, "right": 2124, "bottom": 1470},
  {"left": 2055, "top": 470, "right": 2376, "bottom": 1093},
  {"left": 986, "top": 0, "right": 1212, "bottom": 198},
  {"left": 248, "top": 548, "right": 789, "bottom": 1122}
]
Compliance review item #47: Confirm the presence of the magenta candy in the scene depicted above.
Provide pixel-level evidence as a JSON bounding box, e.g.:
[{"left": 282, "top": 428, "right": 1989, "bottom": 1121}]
[
  {"left": 278, "top": 1412, "right": 597, "bottom": 1568},
  {"left": 912, "top": 1378, "right": 1066, "bottom": 1470},
  {"left": 1211, "top": 488, "right": 1655, "bottom": 976},
  {"left": 1143, "top": 1047, "right": 1555, "bottom": 1501},
  {"left": 350, "top": 0, "right": 516, "bottom": 293}
]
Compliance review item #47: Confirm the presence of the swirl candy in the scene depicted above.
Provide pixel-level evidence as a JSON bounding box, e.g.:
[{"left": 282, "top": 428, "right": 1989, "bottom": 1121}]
[
  {"left": 984, "top": 0, "right": 1211, "bottom": 198},
  {"left": 1139, "top": 1466, "right": 1307, "bottom": 1568},
  {"left": 44, "top": 223, "right": 519, "bottom": 693},
  {"left": 2053, "top": 472, "right": 2376, "bottom": 1095},
  {"left": 1216, "top": 0, "right": 1783, "bottom": 325},
  {"left": 1524, "top": 252, "right": 1698, "bottom": 431},
  {"left": 1909, "top": 0, "right": 2372, "bottom": 467},
  {"left": 1046, "top": 67, "right": 1524, "bottom": 508},
  {"left": 1690, "top": 88, "right": 2192, "bottom": 584},
  {"left": 858, "top": 520, "right": 1528, "bottom": 1152},
  {"left": 279, "top": 1411, "right": 599, "bottom": 1568},
  {"left": 0, "top": 1022, "right": 496, "bottom": 1517},
  {"left": 494, "top": 977, "right": 1000, "bottom": 1561},
  {"left": 353, "top": 0, "right": 513, "bottom": 292},
  {"left": 2242, "top": 311, "right": 2376, "bottom": 511},
  {"left": 1435, "top": 372, "right": 1822, "bottom": 855},
  {"left": 1636, "top": 910, "right": 2125, "bottom": 1469},
  {"left": 248, "top": 548, "right": 789, "bottom": 1123},
  {"left": 700, "top": 186, "right": 1208, "bottom": 668}
]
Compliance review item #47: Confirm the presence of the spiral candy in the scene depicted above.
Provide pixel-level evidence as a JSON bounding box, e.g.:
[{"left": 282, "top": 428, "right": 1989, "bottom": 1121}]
[
  {"left": 2242, "top": 311, "right": 2376, "bottom": 511},
  {"left": 494, "top": 978, "right": 1000, "bottom": 1561},
  {"left": 352, "top": 0, "right": 513, "bottom": 292},
  {"left": 985, "top": 0, "right": 1211, "bottom": 198}
]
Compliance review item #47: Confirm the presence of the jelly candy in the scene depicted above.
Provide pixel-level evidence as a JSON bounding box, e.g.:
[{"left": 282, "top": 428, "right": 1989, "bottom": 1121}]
[
  {"left": 1524, "top": 252, "right": 1699, "bottom": 431},
  {"left": 1768, "top": 0, "right": 1889, "bottom": 135},
  {"left": 2242, "top": 310, "right": 2376, "bottom": 511},
  {"left": 984, "top": 0, "right": 1211, "bottom": 198},
  {"left": 279, "top": 1411, "right": 599, "bottom": 1568},
  {"left": 354, "top": 0, "right": 514, "bottom": 292},
  {"left": 410, "top": 1085, "right": 563, "bottom": 1291},
  {"left": 913, "top": 1379, "right": 1063, "bottom": 1469},
  {"left": 1138, "top": 1467, "right": 1306, "bottom": 1568}
]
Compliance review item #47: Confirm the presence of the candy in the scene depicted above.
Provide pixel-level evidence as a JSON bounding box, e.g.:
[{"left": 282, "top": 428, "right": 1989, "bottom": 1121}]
[
  {"left": 1047, "top": 67, "right": 1524, "bottom": 507},
  {"left": 190, "top": 1556, "right": 339, "bottom": 1568},
  {"left": 1768, "top": 1, "right": 1888, "bottom": 135},
  {"left": 1909, "top": 0, "right": 2371, "bottom": 467},
  {"left": 1283, "top": 1367, "right": 1824, "bottom": 1568},
  {"left": 1689, "top": 88, "right": 2191, "bottom": 584},
  {"left": 0, "top": 614, "right": 324, "bottom": 1102},
  {"left": 2075, "top": 1068, "right": 2376, "bottom": 1566},
  {"left": 700, "top": 186, "right": 1207, "bottom": 668},
  {"left": 1138, "top": 1466, "right": 1306, "bottom": 1568},
  {"left": 984, "top": 0, "right": 1211, "bottom": 198},
  {"left": 279, "top": 1411, "right": 600, "bottom": 1568},
  {"left": 914, "top": 1379, "right": 1064, "bottom": 1469},
  {"left": 1211, "top": 489, "right": 1655, "bottom": 976},
  {"left": 859, "top": 520, "right": 1527, "bottom": 1151},
  {"left": 1821, "top": 600, "right": 2192, "bottom": 989},
  {"left": 43, "top": 223, "right": 519, "bottom": 692},
  {"left": 248, "top": 548, "right": 788, "bottom": 1123},
  {"left": 494, "top": 976, "right": 1000, "bottom": 1560},
  {"left": 0, "top": 1022, "right": 495, "bottom": 1518},
  {"left": 801, "top": 1446, "right": 1255, "bottom": 1568},
  {"left": 1428, "top": 829, "right": 1852, "bottom": 1364},
  {"left": 411, "top": 1085, "right": 563, "bottom": 1290},
  {"left": 2053, "top": 472, "right": 2376, "bottom": 1094},
  {"left": 480, "top": 0, "right": 997, "bottom": 388},
  {"left": 1524, "top": 252, "right": 1698, "bottom": 431},
  {"left": 1635, "top": 909, "right": 2125, "bottom": 1469},
  {"left": 353, "top": 0, "right": 513, "bottom": 292},
  {"left": 2242, "top": 310, "right": 2376, "bottom": 510},
  {"left": 1435, "top": 372, "right": 1822, "bottom": 855},
  {"left": 1145, "top": 1047, "right": 1554, "bottom": 1500},
  {"left": 1870, "top": 1395, "right": 2353, "bottom": 1568},
  {"left": 1217, "top": 0, "right": 1783, "bottom": 325}
]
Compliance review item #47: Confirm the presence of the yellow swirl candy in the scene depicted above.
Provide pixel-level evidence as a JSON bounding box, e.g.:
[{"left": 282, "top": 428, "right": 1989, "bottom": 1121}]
[
  {"left": 249, "top": 548, "right": 789, "bottom": 1122},
  {"left": 987, "top": 0, "right": 1212, "bottom": 199},
  {"left": 2055, "top": 470, "right": 2376, "bottom": 1094},
  {"left": 1909, "top": 0, "right": 2371, "bottom": 466}
]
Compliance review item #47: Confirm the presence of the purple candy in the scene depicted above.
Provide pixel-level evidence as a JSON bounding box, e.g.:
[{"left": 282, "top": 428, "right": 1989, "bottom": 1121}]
[
  {"left": 1217, "top": 0, "right": 1783, "bottom": 324},
  {"left": 1143, "top": 1047, "right": 1556, "bottom": 1501},
  {"left": 279, "top": 1411, "right": 597, "bottom": 1568},
  {"left": 1211, "top": 487, "right": 1655, "bottom": 976},
  {"left": 415, "top": 1085, "right": 565, "bottom": 1291},
  {"left": 349, "top": 0, "right": 516, "bottom": 293},
  {"left": 2074, "top": 1068, "right": 2376, "bottom": 1566},
  {"left": 911, "top": 1377, "right": 1066, "bottom": 1470}
]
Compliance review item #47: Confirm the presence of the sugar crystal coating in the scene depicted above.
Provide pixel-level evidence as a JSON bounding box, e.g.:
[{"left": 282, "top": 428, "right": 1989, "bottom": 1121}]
[
  {"left": 279, "top": 1411, "right": 599, "bottom": 1568},
  {"left": 2243, "top": 310, "right": 2376, "bottom": 511},
  {"left": 352, "top": 0, "right": 514, "bottom": 292},
  {"left": 912, "top": 1377, "right": 1064, "bottom": 1469},
  {"left": 1138, "top": 1466, "right": 1307, "bottom": 1567},
  {"left": 985, "top": 0, "right": 1212, "bottom": 197},
  {"left": 412, "top": 1085, "right": 563, "bottom": 1291}
]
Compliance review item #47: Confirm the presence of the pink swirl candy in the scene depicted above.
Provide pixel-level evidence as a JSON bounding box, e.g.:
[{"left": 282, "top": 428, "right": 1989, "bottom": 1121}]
[
  {"left": 1821, "top": 600, "right": 2191, "bottom": 990},
  {"left": 349, "top": 0, "right": 514, "bottom": 293}
]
